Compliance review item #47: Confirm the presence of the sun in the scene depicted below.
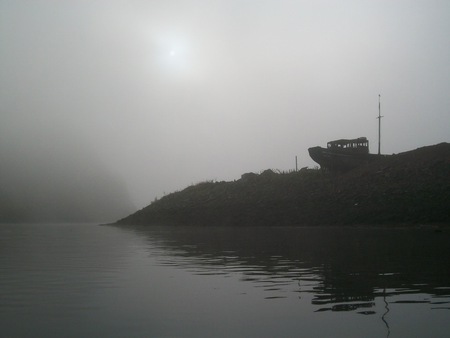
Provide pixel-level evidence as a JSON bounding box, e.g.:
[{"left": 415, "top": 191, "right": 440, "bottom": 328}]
[
  {"left": 140, "top": 26, "right": 201, "bottom": 81},
  {"left": 155, "top": 40, "right": 192, "bottom": 77}
]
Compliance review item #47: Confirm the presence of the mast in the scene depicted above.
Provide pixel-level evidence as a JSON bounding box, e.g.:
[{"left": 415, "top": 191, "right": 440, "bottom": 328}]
[{"left": 377, "top": 94, "right": 383, "bottom": 155}]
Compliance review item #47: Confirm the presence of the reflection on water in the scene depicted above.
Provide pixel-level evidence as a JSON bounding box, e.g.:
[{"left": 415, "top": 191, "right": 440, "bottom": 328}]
[
  {"left": 126, "top": 225, "right": 450, "bottom": 332},
  {"left": 1, "top": 224, "right": 449, "bottom": 337}
]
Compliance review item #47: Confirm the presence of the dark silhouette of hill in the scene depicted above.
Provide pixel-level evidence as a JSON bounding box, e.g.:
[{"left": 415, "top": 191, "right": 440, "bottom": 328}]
[{"left": 116, "top": 143, "right": 450, "bottom": 226}]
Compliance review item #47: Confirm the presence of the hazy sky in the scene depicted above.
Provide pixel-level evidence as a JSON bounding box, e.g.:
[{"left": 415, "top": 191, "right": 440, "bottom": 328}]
[{"left": 1, "top": 0, "right": 449, "bottom": 209}]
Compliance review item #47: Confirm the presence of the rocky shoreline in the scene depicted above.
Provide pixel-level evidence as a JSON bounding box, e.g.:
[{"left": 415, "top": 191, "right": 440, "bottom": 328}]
[{"left": 116, "top": 143, "right": 450, "bottom": 227}]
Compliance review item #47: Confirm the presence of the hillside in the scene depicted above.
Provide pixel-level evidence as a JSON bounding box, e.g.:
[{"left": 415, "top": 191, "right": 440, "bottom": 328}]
[{"left": 116, "top": 143, "right": 450, "bottom": 226}]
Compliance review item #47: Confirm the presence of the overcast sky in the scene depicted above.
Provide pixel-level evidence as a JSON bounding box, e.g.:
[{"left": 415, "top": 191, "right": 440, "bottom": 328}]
[{"left": 1, "top": 0, "right": 449, "bottom": 209}]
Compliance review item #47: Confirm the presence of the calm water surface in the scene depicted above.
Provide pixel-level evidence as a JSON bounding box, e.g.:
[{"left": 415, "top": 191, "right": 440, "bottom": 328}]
[{"left": 1, "top": 223, "right": 449, "bottom": 337}]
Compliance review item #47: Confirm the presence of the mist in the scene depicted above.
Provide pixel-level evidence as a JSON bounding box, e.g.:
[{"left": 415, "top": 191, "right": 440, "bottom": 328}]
[
  {"left": 0, "top": 127, "right": 134, "bottom": 222},
  {"left": 1, "top": 0, "right": 449, "bottom": 212}
]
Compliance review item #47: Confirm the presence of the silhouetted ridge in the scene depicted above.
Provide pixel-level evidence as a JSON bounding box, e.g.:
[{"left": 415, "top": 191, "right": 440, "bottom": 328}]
[{"left": 116, "top": 143, "right": 450, "bottom": 226}]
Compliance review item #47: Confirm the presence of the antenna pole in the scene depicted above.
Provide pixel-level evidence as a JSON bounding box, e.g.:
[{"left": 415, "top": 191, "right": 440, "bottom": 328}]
[{"left": 377, "top": 94, "right": 383, "bottom": 155}]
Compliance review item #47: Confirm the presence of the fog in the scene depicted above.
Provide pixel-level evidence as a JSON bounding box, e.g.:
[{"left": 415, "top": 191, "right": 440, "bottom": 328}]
[
  {"left": 0, "top": 128, "right": 134, "bottom": 222},
  {"left": 1, "top": 1, "right": 449, "bottom": 213}
]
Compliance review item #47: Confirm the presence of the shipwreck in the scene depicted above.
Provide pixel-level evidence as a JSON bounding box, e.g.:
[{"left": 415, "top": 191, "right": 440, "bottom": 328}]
[{"left": 308, "top": 137, "right": 383, "bottom": 171}]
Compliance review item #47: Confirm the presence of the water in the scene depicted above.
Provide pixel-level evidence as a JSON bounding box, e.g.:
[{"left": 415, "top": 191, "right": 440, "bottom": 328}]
[{"left": 1, "top": 223, "right": 449, "bottom": 337}]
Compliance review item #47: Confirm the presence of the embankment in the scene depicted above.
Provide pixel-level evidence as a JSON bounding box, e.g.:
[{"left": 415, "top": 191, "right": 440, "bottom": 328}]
[{"left": 116, "top": 143, "right": 450, "bottom": 226}]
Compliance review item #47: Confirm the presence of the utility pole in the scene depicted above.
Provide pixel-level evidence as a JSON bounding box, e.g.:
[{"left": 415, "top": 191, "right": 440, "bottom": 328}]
[{"left": 377, "top": 94, "right": 383, "bottom": 155}]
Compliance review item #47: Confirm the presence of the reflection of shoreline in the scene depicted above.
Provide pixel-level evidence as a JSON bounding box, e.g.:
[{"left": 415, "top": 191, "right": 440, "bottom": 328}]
[{"left": 121, "top": 225, "right": 450, "bottom": 315}]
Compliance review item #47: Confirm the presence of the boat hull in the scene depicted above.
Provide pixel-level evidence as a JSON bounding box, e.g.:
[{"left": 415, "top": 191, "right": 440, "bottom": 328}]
[{"left": 308, "top": 146, "right": 381, "bottom": 171}]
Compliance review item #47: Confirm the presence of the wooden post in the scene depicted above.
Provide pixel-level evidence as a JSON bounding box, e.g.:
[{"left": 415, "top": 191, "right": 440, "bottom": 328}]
[{"left": 295, "top": 156, "right": 298, "bottom": 172}]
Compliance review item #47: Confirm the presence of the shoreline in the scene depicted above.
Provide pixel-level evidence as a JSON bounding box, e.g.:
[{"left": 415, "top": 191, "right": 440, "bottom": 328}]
[{"left": 115, "top": 143, "right": 450, "bottom": 227}]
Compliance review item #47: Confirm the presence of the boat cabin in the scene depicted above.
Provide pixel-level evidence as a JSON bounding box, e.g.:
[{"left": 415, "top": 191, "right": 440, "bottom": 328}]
[{"left": 326, "top": 137, "right": 369, "bottom": 154}]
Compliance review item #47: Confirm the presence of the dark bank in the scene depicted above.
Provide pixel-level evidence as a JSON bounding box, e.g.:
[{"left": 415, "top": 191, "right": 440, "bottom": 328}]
[{"left": 116, "top": 142, "right": 450, "bottom": 227}]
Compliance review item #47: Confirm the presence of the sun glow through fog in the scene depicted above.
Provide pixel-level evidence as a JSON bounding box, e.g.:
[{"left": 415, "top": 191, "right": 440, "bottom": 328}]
[{"left": 147, "top": 31, "right": 197, "bottom": 81}]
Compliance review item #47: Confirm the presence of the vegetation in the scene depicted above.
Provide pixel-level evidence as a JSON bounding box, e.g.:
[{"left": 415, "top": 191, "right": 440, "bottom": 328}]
[{"left": 116, "top": 143, "right": 450, "bottom": 227}]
